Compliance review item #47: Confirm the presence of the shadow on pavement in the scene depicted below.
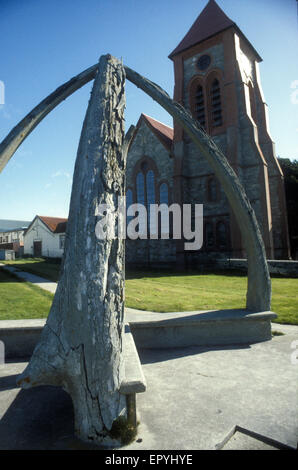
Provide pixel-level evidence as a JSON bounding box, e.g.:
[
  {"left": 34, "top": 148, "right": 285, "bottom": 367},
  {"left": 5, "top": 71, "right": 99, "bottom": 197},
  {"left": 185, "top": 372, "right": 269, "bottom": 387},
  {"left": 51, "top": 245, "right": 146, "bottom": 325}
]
[
  {"left": 138, "top": 343, "right": 251, "bottom": 365},
  {"left": 0, "top": 385, "right": 77, "bottom": 450}
]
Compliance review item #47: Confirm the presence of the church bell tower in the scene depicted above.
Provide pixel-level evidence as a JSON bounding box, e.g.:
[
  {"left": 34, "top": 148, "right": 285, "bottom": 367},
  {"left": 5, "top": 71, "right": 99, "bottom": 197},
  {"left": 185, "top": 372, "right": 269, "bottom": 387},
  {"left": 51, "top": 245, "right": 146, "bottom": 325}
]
[{"left": 169, "top": 0, "right": 290, "bottom": 261}]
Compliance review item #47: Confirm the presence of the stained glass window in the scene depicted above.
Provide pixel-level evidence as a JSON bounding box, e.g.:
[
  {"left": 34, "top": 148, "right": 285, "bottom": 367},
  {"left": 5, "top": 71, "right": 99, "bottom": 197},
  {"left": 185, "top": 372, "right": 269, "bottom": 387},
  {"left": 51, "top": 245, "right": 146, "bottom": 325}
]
[
  {"left": 136, "top": 172, "right": 145, "bottom": 205},
  {"left": 126, "top": 189, "right": 133, "bottom": 225}
]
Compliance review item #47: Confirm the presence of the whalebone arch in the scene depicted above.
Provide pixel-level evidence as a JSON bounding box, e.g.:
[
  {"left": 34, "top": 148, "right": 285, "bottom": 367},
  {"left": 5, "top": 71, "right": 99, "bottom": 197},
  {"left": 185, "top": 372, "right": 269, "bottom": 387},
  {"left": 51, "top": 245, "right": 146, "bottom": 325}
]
[{"left": 0, "top": 55, "right": 271, "bottom": 312}]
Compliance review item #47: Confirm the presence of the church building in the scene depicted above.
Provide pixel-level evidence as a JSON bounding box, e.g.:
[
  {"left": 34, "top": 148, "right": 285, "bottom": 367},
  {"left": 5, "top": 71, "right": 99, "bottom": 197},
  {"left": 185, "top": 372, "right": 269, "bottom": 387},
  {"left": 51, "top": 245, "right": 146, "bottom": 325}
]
[{"left": 125, "top": 0, "right": 290, "bottom": 267}]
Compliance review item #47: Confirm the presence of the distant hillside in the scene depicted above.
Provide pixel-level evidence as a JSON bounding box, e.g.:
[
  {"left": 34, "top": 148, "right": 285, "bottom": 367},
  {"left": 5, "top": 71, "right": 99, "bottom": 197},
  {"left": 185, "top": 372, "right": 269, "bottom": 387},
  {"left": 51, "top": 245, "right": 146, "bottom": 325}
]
[{"left": 0, "top": 219, "right": 31, "bottom": 231}]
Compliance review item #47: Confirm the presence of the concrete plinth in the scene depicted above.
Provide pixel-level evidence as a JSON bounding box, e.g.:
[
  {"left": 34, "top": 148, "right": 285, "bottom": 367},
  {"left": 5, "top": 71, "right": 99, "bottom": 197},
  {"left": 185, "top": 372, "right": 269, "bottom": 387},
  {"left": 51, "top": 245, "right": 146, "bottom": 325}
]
[
  {"left": 126, "top": 309, "right": 277, "bottom": 349},
  {"left": 0, "top": 309, "right": 277, "bottom": 359}
]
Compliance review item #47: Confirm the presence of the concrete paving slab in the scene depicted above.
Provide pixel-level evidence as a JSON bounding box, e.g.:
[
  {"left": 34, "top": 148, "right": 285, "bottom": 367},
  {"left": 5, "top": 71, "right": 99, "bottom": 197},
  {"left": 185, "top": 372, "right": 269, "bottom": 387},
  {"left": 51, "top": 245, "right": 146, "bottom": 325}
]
[
  {"left": 0, "top": 329, "right": 297, "bottom": 450},
  {"left": 221, "top": 431, "right": 279, "bottom": 450}
]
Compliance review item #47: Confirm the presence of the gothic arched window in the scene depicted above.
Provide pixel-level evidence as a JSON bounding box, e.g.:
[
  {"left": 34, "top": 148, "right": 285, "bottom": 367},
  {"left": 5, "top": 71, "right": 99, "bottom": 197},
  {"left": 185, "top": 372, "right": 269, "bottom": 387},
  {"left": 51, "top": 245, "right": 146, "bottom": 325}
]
[
  {"left": 159, "top": 183, "right": 169, "bottom": 205},
  {"left": 210, "top": 78, "right": 223, "bottom": 127},
  {"left": 136, "top": 172, "right": 145, "bottom": 206},
  {"left": 135, "top": 161, "right": 158, "bottom": 237},
  {"left": 195, "top": 85, "right": 206, "bottom": 128},
  {"left": 146, "top": 170, "right": 156, "bottom": 235},
  {"left": 146, "top": 170, "right": 155, "bottom": 208},
  {"left": 159, "top": 183, "right": 169, "bottom": 236},
  {"left": 126, "top": 188, "right": 133, "bottom": 225}
]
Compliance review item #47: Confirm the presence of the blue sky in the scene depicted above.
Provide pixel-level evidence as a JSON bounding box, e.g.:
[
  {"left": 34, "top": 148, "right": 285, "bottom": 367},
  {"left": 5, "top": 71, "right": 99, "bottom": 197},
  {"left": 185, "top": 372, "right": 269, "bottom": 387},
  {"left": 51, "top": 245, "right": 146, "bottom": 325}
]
[{"left": 0, "top": 0, "right": 297, "bottom": 220}]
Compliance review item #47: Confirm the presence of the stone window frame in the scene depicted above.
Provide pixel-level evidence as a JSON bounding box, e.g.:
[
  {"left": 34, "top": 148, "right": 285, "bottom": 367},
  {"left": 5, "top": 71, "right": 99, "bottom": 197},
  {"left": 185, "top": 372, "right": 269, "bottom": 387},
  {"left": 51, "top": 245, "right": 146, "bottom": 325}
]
[
  {"left": 131, "top": 156, "right": 159, "bottom": 206},
  {"left": 188, "top": 68, "right": 224, "bottom": 135}
]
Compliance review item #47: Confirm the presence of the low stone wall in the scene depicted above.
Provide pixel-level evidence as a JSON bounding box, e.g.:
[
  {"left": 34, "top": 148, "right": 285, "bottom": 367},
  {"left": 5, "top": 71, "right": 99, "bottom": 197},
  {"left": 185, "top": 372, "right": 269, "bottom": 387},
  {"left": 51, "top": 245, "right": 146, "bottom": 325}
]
[
  {"left": 0, "top": 309, "right": 277, "bottom": 359},
  {"left": 0, "top": 319, "right": 45, "bottom": 358},
  {"left": 126, "top": 309, "right": 277, "bottom": 349},
  {"left": 217, "top": 259, "right": 298, "bottom": 277}
]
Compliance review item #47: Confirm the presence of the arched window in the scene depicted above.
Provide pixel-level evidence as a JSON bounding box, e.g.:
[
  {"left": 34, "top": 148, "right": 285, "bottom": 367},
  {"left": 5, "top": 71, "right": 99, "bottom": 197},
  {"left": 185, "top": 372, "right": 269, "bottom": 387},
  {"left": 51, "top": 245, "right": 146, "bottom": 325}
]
[
  {"left": 210, "top": 78, "right": 222, "bottom": 127},
  {"left": 216, "top": 221, "right": 228, "bottom": 249},
  {"left": 136, "top": 172, "right": 145, "bottom": 205},
  {"left": 205, "top": 222, "right": 214, "bottom": 248},
  {"left": 136, "top": 172, "right": 146, "bottom": 234},
  {"left": 135, "top": 162, "right": 158, "bottom": 237},
  {"left": 159, "top": 183, "right": 169, "bottom": 236},
  {"left": 159, "top": 183, "right": 169, "bottom": 205},
  {"left": 207, "top": 177, "right": 217, "bottom": 202},
  {"left": 146, "top": 170, "right": 156, "bottom": 235},
  {"left": 195, "top": 85, "right": 206, "bottom": 128},
  {"left": 126, "top": 188, "right": 133, "bottom": 225},
  {"left": 146, "top": 170, "right": 155, "bottom": 207}
]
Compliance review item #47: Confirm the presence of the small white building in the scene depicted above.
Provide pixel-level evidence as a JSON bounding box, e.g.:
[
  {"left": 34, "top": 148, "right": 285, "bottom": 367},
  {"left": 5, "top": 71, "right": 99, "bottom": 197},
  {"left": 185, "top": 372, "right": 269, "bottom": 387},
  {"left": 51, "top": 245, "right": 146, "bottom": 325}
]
[{"left": 24, "top": 215, "right": 67, "bottom": 258}]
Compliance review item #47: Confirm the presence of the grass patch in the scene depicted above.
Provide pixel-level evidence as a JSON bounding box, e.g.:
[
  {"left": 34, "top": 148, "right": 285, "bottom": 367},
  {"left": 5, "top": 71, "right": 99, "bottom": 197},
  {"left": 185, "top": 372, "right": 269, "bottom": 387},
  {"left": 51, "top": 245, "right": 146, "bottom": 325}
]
[
  {"left": 0, "top": 269, "right": 53, "bottom": 320},
  {"left": 2, "top": 257, "right": 61, "bottom": 282},
  {"left": 125, "top": 270, "right": 298, "bottom": 325},
  {"left": 109, "top": 416, "right": 138, "bottom": 446},
  {"left": 1, "top": 259, "right": 297, "bottom": 325}
]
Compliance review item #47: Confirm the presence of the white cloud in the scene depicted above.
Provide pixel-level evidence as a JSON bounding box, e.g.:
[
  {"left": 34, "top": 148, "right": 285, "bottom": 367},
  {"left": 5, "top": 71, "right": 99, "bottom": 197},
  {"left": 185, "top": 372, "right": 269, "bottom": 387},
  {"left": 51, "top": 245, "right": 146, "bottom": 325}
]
[{"left": 51, "top": 170, "right": 71, "bottom": 180}]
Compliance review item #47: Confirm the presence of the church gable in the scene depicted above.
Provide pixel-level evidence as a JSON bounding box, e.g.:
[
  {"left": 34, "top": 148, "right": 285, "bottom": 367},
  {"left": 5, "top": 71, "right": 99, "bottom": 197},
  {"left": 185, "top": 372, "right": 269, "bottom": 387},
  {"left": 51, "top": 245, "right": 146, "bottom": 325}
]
[{"left": 126, "top": 115, "right": 174, "bottom": 197}]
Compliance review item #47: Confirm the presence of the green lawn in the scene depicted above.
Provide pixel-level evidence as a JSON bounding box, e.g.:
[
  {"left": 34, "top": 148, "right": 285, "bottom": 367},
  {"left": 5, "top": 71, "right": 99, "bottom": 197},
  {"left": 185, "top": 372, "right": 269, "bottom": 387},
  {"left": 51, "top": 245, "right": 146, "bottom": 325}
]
[
  {"left": 0, "top": 269, "right": 53, "bottom": 320},
  {"left": 125, "top": 271, "right": 298, "bottom": 325},
  {"left": 2, "top": 257, "right": 61, "bottom": 282},
  {"left": 1, "top": 258, "right": 297, "bottom": 325}
]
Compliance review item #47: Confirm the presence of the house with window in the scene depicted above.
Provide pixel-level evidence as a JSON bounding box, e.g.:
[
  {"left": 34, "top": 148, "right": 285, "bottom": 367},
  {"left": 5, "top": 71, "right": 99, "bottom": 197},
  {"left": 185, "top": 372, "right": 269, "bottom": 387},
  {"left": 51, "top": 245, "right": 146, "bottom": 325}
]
[
  {"left": 125, "top": 0, "right": 290, "bottom": 268},
  {"left": 24, "top": 215, "right": 67, "bottom": 258},
  {"left": 0, "top": 220, "right": 30, "bottom": 256}
]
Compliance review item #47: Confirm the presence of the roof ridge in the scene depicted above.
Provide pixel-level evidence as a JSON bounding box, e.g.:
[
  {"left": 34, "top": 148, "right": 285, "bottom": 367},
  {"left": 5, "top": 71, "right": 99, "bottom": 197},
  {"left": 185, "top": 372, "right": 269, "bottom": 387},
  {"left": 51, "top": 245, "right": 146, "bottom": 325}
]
[
  {"left": 38, "top": 215, "right": 68, "bottom": 220},
  {"left": 142, "top": 113, "right": 173, "bottom": 131}
]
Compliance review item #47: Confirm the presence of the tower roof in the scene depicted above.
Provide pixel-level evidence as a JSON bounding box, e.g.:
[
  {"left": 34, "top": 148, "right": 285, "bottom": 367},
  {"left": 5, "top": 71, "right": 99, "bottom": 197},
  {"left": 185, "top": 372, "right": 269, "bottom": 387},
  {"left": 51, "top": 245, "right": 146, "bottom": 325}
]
[{"left": 169, "top": 0, "right": 262, "bottom": 61}]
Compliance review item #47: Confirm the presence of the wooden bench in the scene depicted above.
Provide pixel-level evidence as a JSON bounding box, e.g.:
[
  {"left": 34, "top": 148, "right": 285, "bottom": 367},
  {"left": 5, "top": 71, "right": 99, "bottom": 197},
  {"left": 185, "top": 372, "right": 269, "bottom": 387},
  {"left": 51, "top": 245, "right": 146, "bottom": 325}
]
[{"left": 120, "top": 324, "right": 146, "bottom": 427}]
